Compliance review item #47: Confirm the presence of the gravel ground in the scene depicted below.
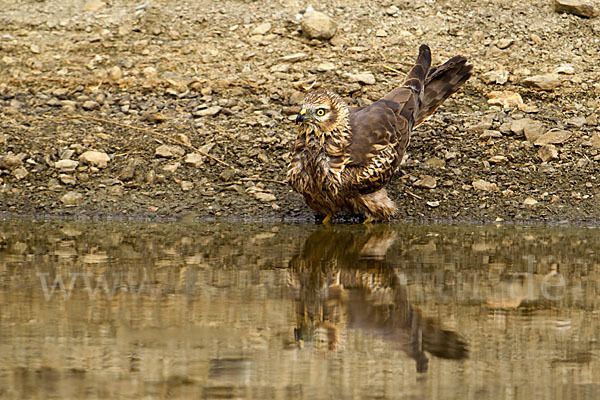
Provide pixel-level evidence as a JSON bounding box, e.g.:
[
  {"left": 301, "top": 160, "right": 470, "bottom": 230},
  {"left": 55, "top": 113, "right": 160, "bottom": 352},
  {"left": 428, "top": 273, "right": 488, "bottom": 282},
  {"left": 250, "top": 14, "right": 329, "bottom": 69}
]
[{"left": 1, "top": 0, "right": 599, "bottom": 223}]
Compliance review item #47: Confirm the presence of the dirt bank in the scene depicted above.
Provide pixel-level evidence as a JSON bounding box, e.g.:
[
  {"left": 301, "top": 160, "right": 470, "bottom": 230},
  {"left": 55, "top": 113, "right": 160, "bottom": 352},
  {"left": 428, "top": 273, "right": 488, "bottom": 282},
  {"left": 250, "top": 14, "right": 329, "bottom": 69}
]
[{"left": 1, "top": 0, "right": 599, "bottom": 223}]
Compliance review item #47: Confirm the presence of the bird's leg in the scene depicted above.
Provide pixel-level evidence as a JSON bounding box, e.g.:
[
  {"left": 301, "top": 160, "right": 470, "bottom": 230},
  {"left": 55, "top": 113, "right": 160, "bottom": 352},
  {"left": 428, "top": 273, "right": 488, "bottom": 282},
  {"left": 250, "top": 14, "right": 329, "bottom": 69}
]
[
  {"left": 322, "top": 215, "right": 332, "bottom": 224},
  {"left": 362, "top": 215, "right": 374, "bottom": 225}
]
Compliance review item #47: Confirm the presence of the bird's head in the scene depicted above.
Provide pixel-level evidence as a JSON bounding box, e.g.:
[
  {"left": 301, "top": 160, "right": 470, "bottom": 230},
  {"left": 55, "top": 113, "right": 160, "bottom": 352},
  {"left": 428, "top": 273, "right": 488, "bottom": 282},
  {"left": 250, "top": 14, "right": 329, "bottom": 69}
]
[{"left": 296, "top": 90, "right": 348, "bottom": 136}]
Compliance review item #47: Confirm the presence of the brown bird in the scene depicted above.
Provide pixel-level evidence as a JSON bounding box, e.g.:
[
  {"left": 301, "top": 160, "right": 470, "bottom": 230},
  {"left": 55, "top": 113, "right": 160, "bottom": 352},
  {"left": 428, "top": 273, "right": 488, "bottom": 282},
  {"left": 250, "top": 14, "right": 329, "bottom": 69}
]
[{"left": 287, "top": 44, "right": 472, "bottom": 223}]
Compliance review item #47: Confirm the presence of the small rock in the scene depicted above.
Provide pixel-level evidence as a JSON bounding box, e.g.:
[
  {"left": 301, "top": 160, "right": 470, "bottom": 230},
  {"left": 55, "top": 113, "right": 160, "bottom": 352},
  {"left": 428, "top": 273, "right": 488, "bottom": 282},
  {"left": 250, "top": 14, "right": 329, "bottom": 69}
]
[
  {"left": 82, "top": 100, "right": 99, "bottom": 110},
  {"left": 488, "top": 155, "right": 508, "bottom": 163},
  {"left": 487, "top": 90, "right": 525, "bottom": 109},
  {"left": 30, "top": 44, "right": 41, "bottom": 54},
  {"left": 496, "top": 38, "right": 514, "bottom": 49},
  {"left": 220, "top": 169, "right": 237, "bottom": 181},
  {"left": 84, "top": 0, "right": 105, "bottom": 12},
  {"left": 426, "top": 201, "right": 440, "bottom": 208},
  {"left": 155, "top": 145, "right": 185, "bottom": 158},
  {"left": 0, "top": 153, "right": 23, "bottom": 169},
  {"left": 176, "top": 133, "right": 191, "bottom": 146},
  {"left": 482, "top": 69, "right": 509, "bottom": 85},
  {"left": 347, "top": 72, "right": 376, "bottom": 85},
  {"left": 522, "top": 74, "right": 561, "bottom": 90},
  {"left": 61, "top": 191, "right": 83, "bottom": 205},
  {"left": 538, "top": 144, "right": 559, "bottom": 162},
  {"left": 480, "top": 130, "right": 503, "bottom": 140},
  {"left": 180, "top": 180, "right": 194, "bottom": 191},
  {"left": 194, "top": 106, "right": 222, "bottom": 117},
  {"left": 589, "top": 132, "right": 600, "bottom": 148},
  {"left": 279, "top": 53, "right": 307, "bottom": 63},
  {"left": 79, "top": 150, "right": 110, "bottom": 168},
  {"left": 251, "top": 22, "right": 271, "bottom": 36},
  {"left": 554, "top": 63, "right": 575, "bottom": 74},
  {"left": 386, "top": 5, "right": 400, "bottom": 15},
  {"left": 162, "top": 162, "right": 180, "bottom": 173},
  {"left": 184, "top": 153, "right": 204, "bottom": 167},
  {"left": 108, "top": 65, "right": 122, "bottom": 80},
  {"left": 301, "top": 11, "right": 337, "bottom": 40},
  {"left": 534, "top": 129, "right": 572, "bottom": 146},
  {"left": 413, "top": 175, "right": 437, "bottom": 189},
  {"left": 424, "top": 157, "right": 445, "bottom": 168},
  {"left": 566, "top": 116, "right": 586, "bottom": 128},
  {"left": 55, "top": 159, "right": 79, "bottom": 172},
  {"left": 143, "top": 112, "right": 166, "bottom": 124},
  {"left": 143, "top": 66, "right": 158, "bottom": 79},
  {"left": 59, "top": 174, "right": 77, "bottom": 185},
  {"left": 13, "top": 167, "right": 28, "bottom": 180},
  {"left": 375, "top": 29, "right": 388, "bottom": 37},
  {"left": 255, "top": 192, "right": 276, "bottom": 202},
  {"left": 472, "top": 179, "right": 498, "bottom": 191},
  {"left": 523, "top": 197, "right": 538, "bottom": 206},
  {"left": 316, "top": 62, "right": 336, "bottom": 72},
  {"left": 554, "top": 0, "right": 599, "bottom": 18}
]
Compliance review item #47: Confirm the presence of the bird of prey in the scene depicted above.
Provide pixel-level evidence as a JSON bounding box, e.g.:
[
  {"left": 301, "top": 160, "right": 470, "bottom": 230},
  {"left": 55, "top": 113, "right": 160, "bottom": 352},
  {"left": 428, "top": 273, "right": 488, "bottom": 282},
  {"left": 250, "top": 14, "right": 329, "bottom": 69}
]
[{"left": 287, "top": 44, "right": 472, "bottom": 223}]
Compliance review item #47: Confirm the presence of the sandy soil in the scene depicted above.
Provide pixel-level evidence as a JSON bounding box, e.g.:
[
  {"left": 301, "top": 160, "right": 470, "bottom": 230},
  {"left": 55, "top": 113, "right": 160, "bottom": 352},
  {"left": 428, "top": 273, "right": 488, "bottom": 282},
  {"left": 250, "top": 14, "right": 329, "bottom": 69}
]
[{"left": 0, "top": 0, "right": 599, "bottom": 223}]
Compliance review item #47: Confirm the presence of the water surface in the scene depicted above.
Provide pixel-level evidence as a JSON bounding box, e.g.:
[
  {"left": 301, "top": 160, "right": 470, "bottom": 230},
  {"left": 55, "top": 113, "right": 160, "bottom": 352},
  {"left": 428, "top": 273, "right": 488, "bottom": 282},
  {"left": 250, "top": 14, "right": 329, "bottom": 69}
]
[{"left": 1, "top": 221, "right": 599, "bottom": 399}]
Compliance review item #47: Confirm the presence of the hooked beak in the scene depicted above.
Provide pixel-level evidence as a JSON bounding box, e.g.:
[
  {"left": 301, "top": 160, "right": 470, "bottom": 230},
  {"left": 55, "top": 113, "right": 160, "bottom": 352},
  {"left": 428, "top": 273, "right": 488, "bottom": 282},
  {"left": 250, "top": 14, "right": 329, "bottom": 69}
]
[{"left": 295, "top": 109, "right": 306, "bottom": 124}]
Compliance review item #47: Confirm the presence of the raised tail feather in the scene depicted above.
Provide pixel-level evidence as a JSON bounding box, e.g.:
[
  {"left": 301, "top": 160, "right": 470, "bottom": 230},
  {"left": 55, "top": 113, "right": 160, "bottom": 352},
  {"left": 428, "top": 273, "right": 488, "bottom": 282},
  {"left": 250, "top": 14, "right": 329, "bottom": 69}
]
[
  {"left": 382, "top": 45, "right": 472, "bottom": 128},
  {"left": 415, "top": 53, "right": 473, "bottom": 125}
]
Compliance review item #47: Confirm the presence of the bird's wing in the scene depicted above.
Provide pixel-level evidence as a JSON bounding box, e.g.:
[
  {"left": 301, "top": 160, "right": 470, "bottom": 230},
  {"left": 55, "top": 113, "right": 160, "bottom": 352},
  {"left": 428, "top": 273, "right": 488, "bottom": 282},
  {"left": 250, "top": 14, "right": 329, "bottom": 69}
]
[
  {"left": 343, "top": 100, "right": 407, "bottom": 194},
  {"left": 340, "top": 45, "right": 436, "bottom": 195}
]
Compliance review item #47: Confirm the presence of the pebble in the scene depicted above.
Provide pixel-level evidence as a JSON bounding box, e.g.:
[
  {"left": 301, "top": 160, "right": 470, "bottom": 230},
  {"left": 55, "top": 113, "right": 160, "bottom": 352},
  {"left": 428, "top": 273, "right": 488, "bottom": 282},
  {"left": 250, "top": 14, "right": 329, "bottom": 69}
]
[
  {"left": 155, "top": 145, "right": 185, "bottom": 158},
  {"left": 194, "top": 106, "right": 222, "bottom": 117},
  {"left": 482, "top": 69, "right": 509, "bottom": 85},
  {"left": 522, "top": 74, "right": 561, "bottom": 90},
  {"left": 59, "top": 174, "right": 76, "bottom": 185},
  {"left": 316, "top": 62, "right": 336, "bottom": 72},
  {"left": 79, "top": 150, "right": 110, "bottom": 168},
  {"left": 84, "top": 0, "right": 105, "bottom": 12},
  {"left": 496, "top": 38, "right": 514, "bottom": 49},
  {"left": 55, "top": 159, "right": 79, "bottom": 172},
  {"left": 61, "top": 191, "right": 83, "bottom": 205},
  {"left": 554, "top": 0, "right": 599, "bottom": 18},
  {"left": 413, "top": 175, "right": 437, "bottom": 189},
  {"left": 279, "top": 53, "right": 307, "bottom": 62},
  {"left": 162, "top": 163, "right": 180, "bottom": 173},
  {"left": 301, "top": 11, "right": 337, "bottom": 40},
  {"left": 534, "top": 129, "right": 572, "bottom": 146},
  {"left": 347, "top": 72, "right": 376, "bottom": 85},
  {"left": 13, "top": 167, "right": 28, "bottom": 181},
  {"left": 523, "top": 197, "right": 538, "bottom": 206},
  {"left": 0, "top": 153, "right": 23, "bottom": 169},
  {"left": 143, "top": 66, "right": 158, "bottom": 79},
  {"left": 220, "top": 169, "right": 237, "bottom": 181},
  {"left": 251, "top": 22, "right": 271, "bottom": 36},
  {"left": 386, "top": 5, "right": 400, "bottom": 15},
  {"left": 426, "top": 201, "right": 440, "bottom": 208},
  {"left": 487, "top": 91, "right": 524, "bottom": 109},
  {"left": 184, "top": 153, "right": 204, "bottom": 167},
  {"left": 180, "top": 180, "right": 194, "bottom": 191},
  {"left": 554, "top": 63, "right": 575, "bottom": 75},
  {"left": 108, "top": 65, "right": 122, "bottom": 80},
  {"left": 538, "top": 144, "right": 559, "bottom": 162},
  {"left": 589, "top": 133, "right": 600, "bottom": 148},
  {"left": 488, "top": 155, "right": 508, "bottom": 163},
  {"left": 30, "top": 44, "right": 41, "bottom": 54},
  {"left": 376, "top": 29, "right": 388, "bottom": 37},
  {"left": 255, "top": 192, "right": 276, "bottom": 202},
  {"left": 566, "top": 116, "right": 586, "bottom": 128},
  {"left": 472, "top": 179, "right": 498, "bottom": 191},
  {"left": 82, "top": 100, "right": 99, "bottom": 110}
]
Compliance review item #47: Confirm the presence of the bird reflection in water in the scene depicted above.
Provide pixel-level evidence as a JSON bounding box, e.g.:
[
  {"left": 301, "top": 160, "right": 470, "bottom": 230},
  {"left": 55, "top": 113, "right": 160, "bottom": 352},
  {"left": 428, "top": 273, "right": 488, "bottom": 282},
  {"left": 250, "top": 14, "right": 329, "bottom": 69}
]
[{"left": 287, "top": 225, "right": 468, "bottom": 373}]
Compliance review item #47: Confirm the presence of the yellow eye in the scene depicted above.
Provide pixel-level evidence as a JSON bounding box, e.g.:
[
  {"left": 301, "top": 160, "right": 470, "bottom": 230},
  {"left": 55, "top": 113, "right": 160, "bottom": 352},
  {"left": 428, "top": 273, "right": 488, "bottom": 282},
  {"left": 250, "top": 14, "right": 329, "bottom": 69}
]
[{"left": 316, "top": 108, "right": 326, "bottom": 116}]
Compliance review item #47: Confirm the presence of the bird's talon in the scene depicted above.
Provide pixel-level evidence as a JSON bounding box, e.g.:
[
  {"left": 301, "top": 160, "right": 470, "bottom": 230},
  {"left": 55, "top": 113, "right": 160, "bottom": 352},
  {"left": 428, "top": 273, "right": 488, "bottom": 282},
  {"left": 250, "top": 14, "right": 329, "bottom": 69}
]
[{"left": 322, "top": 215, "right": 332, "bottom": 224}]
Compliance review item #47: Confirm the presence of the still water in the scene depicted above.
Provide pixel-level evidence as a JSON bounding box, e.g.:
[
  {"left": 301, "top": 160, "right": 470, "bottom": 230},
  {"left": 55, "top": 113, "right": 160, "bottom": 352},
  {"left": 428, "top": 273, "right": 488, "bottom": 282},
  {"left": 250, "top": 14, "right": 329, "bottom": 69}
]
[{"left": 1, "top": 221, "right": 599, "bottom": 399}]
